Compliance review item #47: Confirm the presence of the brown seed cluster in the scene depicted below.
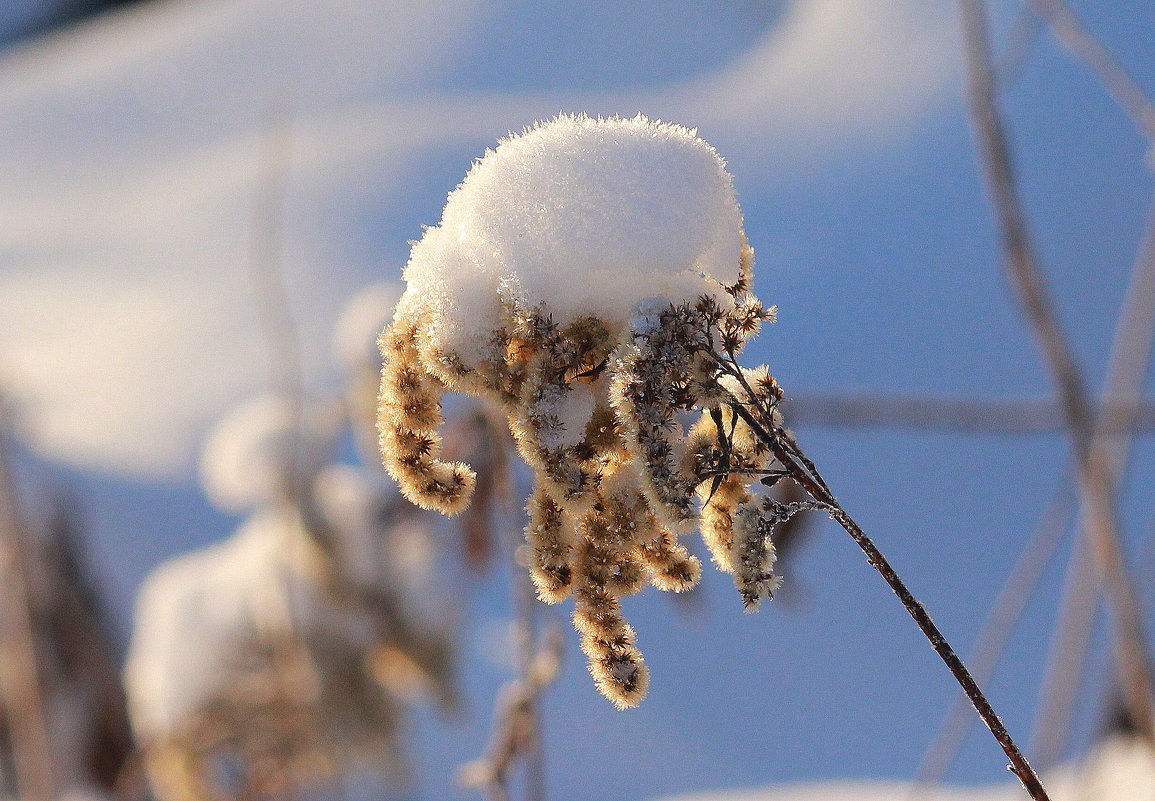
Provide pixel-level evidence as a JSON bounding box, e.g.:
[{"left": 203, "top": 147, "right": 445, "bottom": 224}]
[{"left": 378, "top": 239, "right": 786, "bottom": 708}]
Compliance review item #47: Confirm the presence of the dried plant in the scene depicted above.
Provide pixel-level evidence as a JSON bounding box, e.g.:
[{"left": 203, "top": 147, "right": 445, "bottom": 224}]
[
  {"left": 0, "top": 412, "right": 136, "bottom": 801},
  {"left": 126, "top": 395, "right": 457, "bottom": 801},
  {"left": 377, "top": 115, "right": 772, "bottom": 708},
  {"left": 376, "top": 115, "right": 1051, "bottom": 798}
]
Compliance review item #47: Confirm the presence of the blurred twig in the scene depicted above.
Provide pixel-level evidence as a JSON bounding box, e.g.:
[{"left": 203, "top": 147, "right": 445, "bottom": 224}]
[
  {"left": 783, "top": 393, "right": 1155, "bottom": 434},
  {"left": 995, "top": 5, "right": 1045, "bottom": 89},
  {"left": 42, "top": 500, "right": 137, "bottom": 795},
  {"left": 250, "top": 104, "right": 303, "bottom": 407},
  {"left": 458, "top": 627, "right": 563, "bottom": 801},
  {"left": 0, "top": 415, "right": 55, "bottom": 801},
  {"left": 1029, "top": 197, "right": 1155, "bottom": 764},
  {"left": 1026, "top": 0, "right": 1155, "bottom": 142},
  {"left": 960, "top": 0, "right": 1155, "bottom": 748},
  {"left": 1030, "top": 532, "right": 1097, "bottom": 764},
  {"left": 913, "top": 184, "right": 1155, "bottom": 783},
  {"left": 459, "top": 413, "right": 556, "bottom": 801}
]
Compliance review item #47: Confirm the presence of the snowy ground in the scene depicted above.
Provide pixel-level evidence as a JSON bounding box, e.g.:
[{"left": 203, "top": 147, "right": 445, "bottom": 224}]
[{"left": 654, "top": 736, "right": 1155, "bottom": 801}]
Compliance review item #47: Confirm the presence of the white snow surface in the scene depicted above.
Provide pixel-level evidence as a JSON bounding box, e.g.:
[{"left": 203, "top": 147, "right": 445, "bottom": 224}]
[
  {"left": 0, "top": 0, "right": 957, "bottom": 477},
  {"left": 398, "top": 115, "right": 744, "bottom": 363},
  {"left": 652, "top": 736, "right": 1155, "bottom": 801}
]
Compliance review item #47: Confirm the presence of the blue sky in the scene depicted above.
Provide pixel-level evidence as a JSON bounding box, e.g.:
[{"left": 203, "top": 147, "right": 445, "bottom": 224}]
[{"left": 2, "top": 1, "right": 1154, "bottom": 800}]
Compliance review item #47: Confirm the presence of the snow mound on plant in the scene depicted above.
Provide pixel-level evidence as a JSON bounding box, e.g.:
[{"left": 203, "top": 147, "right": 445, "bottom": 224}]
[
  {"left": 123, "top": 509, "right": 353, "bottom": 739},
  {"left": 397, "top": 113, "right": 747, "bottom": 365}
]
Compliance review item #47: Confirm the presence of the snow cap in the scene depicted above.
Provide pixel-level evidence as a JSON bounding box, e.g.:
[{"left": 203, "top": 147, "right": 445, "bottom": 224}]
[{"left": 397, "top": 114, "right": 748, "bottom": 365}]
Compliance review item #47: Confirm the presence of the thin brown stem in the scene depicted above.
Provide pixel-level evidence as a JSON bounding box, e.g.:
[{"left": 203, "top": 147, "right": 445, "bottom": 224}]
[
  {"left": 0, "top": 420, "right": 56, "bottom": 801},
  {"left": 959, "top": 0, "right": 1155, "bottom": 746},
  {"left": 720, "top": 388, "right": 1051, "bottom": 801}
]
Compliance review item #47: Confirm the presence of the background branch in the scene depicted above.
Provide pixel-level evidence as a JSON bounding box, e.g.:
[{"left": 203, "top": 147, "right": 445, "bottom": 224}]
[
  {"left": 1028, "top": 195, "right": 1155, "bottom": 764},
  {"left": 1026, "top": 0, "right": 1155, "bottom": 142},
  {"left": 783, "top": 393, "right": 1155, "bottom": 435},
  {"left": 0, "top": 410, "right": 56, "bottom": 801},
  {"left": 959, "top": 0, "right": 1155, "bottom": 747}
]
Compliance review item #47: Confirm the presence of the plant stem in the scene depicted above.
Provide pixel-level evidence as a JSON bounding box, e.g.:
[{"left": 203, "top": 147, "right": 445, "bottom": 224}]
[
  {"left": 718, "top": 388, "right": 1050, "bottom": 801},
  {"left": 912, "top": 478, "right": 1072, "bottom": 793},
  {"left": 0, "top": 421, "right": 56, "bottom": 801},
  {"left": 1026, "top": 0, "right": 1155, "bottom": 142},
  {"left": 958, "top": 0, "right": 1155, "bottom": 747}
]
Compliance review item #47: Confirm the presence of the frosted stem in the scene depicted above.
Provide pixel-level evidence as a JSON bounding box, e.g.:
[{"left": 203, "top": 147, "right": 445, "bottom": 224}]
[{"left": 715, "top": 374, "right": 1050, "bottom": 801}]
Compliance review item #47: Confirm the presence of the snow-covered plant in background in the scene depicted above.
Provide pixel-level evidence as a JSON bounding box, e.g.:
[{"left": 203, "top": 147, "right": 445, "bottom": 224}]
[
  {"left": 377, "top": 113, "right": 1051, "bottom": 801},
  {"left": 126, "top": 393, "right": 455, "bottom": 801},
  {"left": 333, "top": 282, "right": 404, "bottom": 464}
]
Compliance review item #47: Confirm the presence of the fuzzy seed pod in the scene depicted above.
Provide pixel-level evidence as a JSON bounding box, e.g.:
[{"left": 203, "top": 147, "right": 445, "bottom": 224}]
[
  {"left": 509, "top": 315, "right": 612, "bottom": 505},
  {"left": 686, "top": 404, "right": 768, "bottom": 573},
  {"left": 525, "top": 484, "right": 575, "bottom": 603},
  {"left": 578, "top": 625, "right": 649, "bottom": 710},
  {"left": 608, "top": 305, "right": 707, "bottom": 531},
  {"left": 636, "top": 528, "right": 701, "bottom": 593},
  {"left": 731, "top": 499, "right": 783, "bottom": 611},
  {"left": 377, "top": 322, "right": 476, "bottom": 514}
]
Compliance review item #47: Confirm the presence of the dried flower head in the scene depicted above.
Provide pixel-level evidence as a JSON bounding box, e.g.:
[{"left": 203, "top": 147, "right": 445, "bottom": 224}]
[{"left": 378, "top": 114, "right": 781, "bottom": 707}]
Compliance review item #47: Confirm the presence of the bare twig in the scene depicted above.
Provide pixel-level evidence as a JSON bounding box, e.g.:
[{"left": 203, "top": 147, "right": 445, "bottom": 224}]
[
  {"left": 458, "top": 627, "right": 563, "bottom": 801},
  {"left": 0, "top": 415, "right": 56, "bottom": 801},
  {"left": 915, "top": 155, "right": 1155, "bottom": 787},
  {"left": 1026, "top": 0, "right": 1155, "bottom": 142},
  {"left": 250, "top": 104, "right": 302, "bottom": 406},
  {"left": 1029, "top": 197, "right": 1155, "bottom": 763},
  {"left": 709, "top": 350, "right": 1050, "bottom": 800},
  {"left": 995, "top": 6, "right": 1045, "bottom": 89},
  {"left": 958, "top": 0, "right": 1155, "bottom": 746},
  {"left": 248, "top": 103, "right": 312, "bottom": 520},
  {"left": 459, "top": 414, "right": 553, "bottom": 801},
  {"left": 1029, "top": 532, "right": 1097, "bottom": 765}
]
